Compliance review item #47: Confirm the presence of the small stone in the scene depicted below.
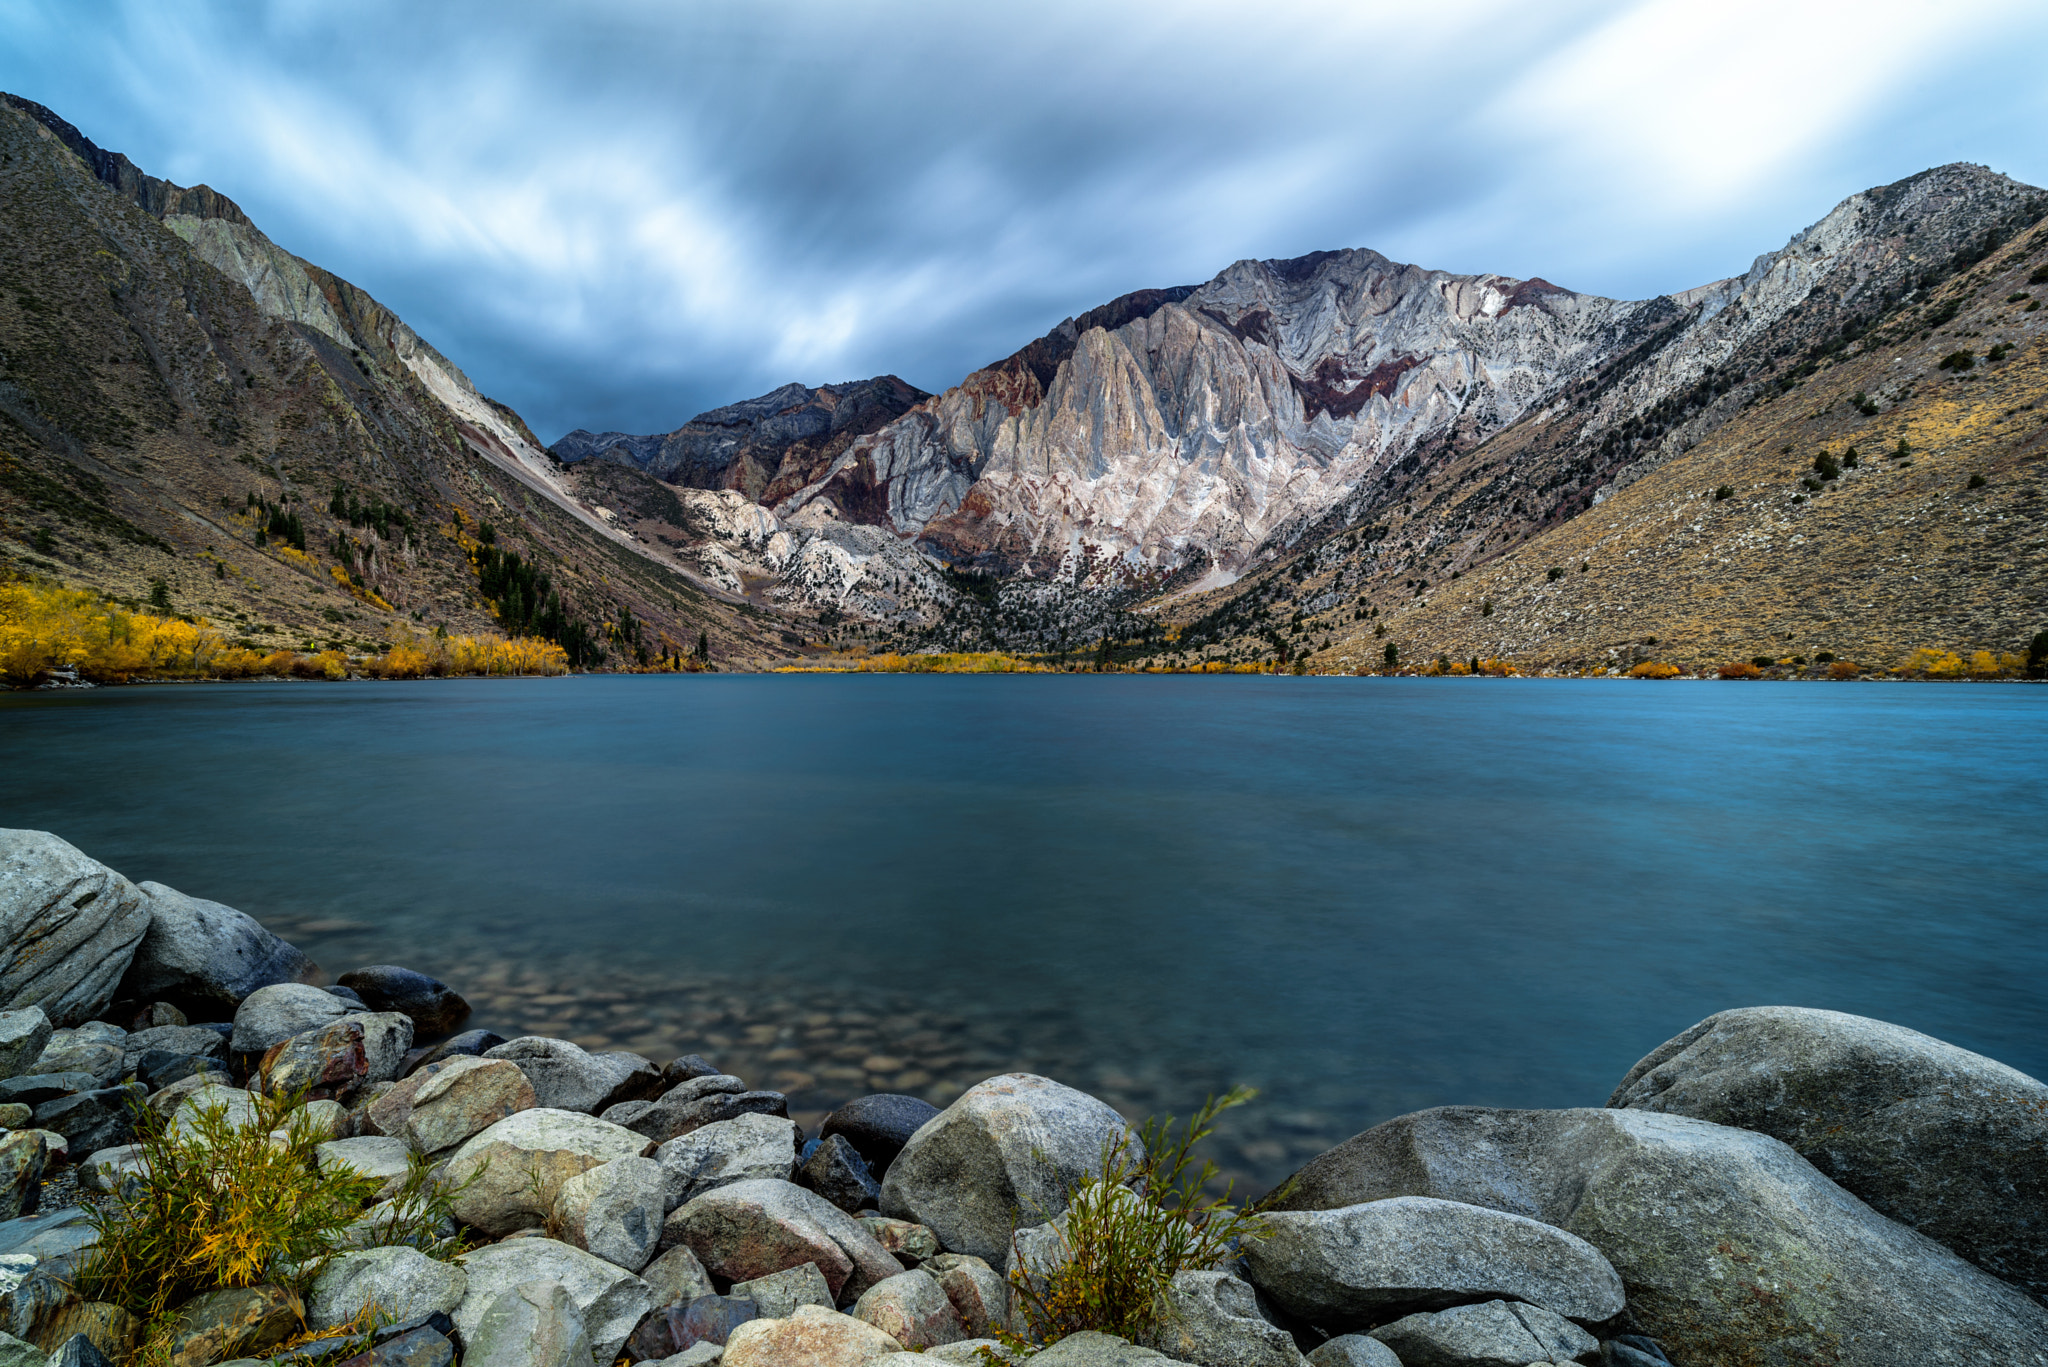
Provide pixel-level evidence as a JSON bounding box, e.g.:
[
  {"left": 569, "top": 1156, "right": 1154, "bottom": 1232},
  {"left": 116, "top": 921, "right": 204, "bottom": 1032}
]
[
  {"left": 1029, "top": 1338, "right": 1190, "bottom": 1367},
  {"left": 399, "top": 1031, "right": 507, "bottom": 1080},
  {"left": 316, "top": 1136, "right": 413, "bottom": 1200},
  {"left": 0, "top": 1011, "right": 52, "bottom": 1085},
  {"left": 720, "top": 1305, "right": 903, "bottom": 1367},
  {"left": 0, "top": 1331, "right": 43, "bottom": 1367},
  {"left": 453, "top": 1236, "right": 655, "bottom": 1363},
  {"left": 163, "top": 1285, "right": 303, "bottom": 1367},
  {"left": 483, "top": 1039, "right": 651, "bottom": 1115},
  {"left": 1305, "top": 1336, "right": 1399, "bottom": 1367},
  {"left": 798, "top": 1135, "right": 879, "bottom": 1214},
  {"left": 0, "top": 1076, "right": 93, "bottom": 1110},
  {"left": 852, "top": 1269, "right": 966, "bottom": 1349},
  {"left": 594, "top": 1054, "right": 664, "bottom": 1108},
  {"left": 638, "top": 1245, "right": 714, "bottom": 1309},
  {"left": 625, "top": 1294, "right": 761, "bottom": 1361},
  {"left": 0, "top": 1106, "right": 25, "bottom": 1129},
  {"left": 78, "top": 1145, "right": 147, "bottom": 1202},
  {"left": 662, "top": 1179, "right": 902, "bottom": 1303},
  {"left": 855, "top": 1216, "right": 937, "bottom": 1266},
  {"left": 32, "top": 1085, "right": 145, "bottom": 1157},
  {"left": 308, "top": 1247, "right": 468, "bottom": 1331},
  {"left": 258, "top": 1022, "right": 371, "bottom": 1104},
  {"left": 168, "top": 1084, "right": 259, "bottom": 1136},
  {"left": 1370, "top": 1300, "right": 1596, "bottom": 1367},
  {"left": 0, "top": 1134, "right": 44, "bottom": 1222},
  {"left": 31, "top": 1027, "right": 125, "bottom": 1088},
  {"left": 555, "top": 1156, "right": 666, "bottom": 1272},
  {"left": 32, "top": 1300, "right": 137, "bottom": 1365},
  {"left": 144, "top": 1073, "right": 218, "bottom": 1119},
  {"left": 819, "top": 1095, "right": 939, "bottom": 1176},
  {"left": 923, "top": 1255, "right": 1007, "bottom": 1339},
  {"left": 404, "top": 1057, "right": 536, "bottom": 1155},
  {"left": 125, "top": 1003, "right": 186, "bottom": 1031},
  {"left": 334, "top": 1325, "right": 455, "bottom": 1367},
  {"left": 344, "top": 1013, "right": 416, "bottom": 1087},
  {"left": 230, "top": 984, "right": 353, "bottom": 1058},
  {"left": 48, "top": 1333, "right": 111, "bottom": 1367},
  {"left": 646, "top": 1345, "right": 722, "bottom": 1367},
  {"left": 658, "top": 1057, "right": 720, "bottom": 1091},
  {"left": 445, "top": 1109, "right": 653, "bottom": 1238},
  {"left": 655, "top": 1114, "right": 798, "bottom": 1211},
  {"left": 729, "top": 1263, "right": 833, "bottom": 1318},
  {"left": 463, "top": 1280, "right": 593, "bottom": 1367},
  {"left": 336, "top": 968, "right": 472, "bottom": 1037},
  {"left": 0, "top": 1206, "right": 96, "bottom": 1263}
]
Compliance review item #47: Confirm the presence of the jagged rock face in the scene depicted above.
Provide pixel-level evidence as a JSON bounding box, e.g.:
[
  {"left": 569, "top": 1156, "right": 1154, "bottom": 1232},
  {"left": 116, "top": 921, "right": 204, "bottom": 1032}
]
[
  {"left": 782, "top": 164, "right": 2043, "bottom": 587},
  {"left": 553, "top": 376, "right": 930, "bottom": 504},
  {"left": 779, "top": 254, "right": 1663, "bottom": 577}
]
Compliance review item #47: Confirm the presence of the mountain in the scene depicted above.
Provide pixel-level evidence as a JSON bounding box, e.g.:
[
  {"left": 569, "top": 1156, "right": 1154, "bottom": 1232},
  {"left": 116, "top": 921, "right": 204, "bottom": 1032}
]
[
  {"left": 7, "top": 87, "right": 2041, "bottom": 671},
  {"left": 554, "top": 375, "right": 930, "bottom": 504},
  {"left": 775, "top": 166, "right": 2042, "bottom": 600},
  {"left": 0, "top": 94, "right": 785, "bottom": 666}
]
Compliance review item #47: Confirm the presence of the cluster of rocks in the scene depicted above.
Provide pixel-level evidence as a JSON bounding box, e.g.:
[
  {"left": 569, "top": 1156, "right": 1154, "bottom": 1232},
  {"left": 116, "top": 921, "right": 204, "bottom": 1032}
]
[{"left": 5, "top": 828, "right": 2048, "bottom": 1367}]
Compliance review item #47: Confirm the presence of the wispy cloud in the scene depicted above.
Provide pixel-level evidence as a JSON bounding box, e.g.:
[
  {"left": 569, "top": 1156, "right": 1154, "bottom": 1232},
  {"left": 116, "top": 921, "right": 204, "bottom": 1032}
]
[{"left": 4, "top": 0, "right": 2042, "bottom": 440}]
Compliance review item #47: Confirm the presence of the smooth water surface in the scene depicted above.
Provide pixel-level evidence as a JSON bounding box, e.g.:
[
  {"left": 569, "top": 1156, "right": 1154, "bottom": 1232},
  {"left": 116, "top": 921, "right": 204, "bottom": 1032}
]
[{"left": 3, "top": 676, "right": 2043, "bottom": 1185}]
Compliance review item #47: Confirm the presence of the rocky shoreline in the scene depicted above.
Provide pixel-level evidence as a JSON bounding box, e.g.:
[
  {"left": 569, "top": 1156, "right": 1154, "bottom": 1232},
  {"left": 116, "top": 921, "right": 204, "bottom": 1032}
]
[{"left": 4, "top": 827, "right": 2047, "bottom": 1367}]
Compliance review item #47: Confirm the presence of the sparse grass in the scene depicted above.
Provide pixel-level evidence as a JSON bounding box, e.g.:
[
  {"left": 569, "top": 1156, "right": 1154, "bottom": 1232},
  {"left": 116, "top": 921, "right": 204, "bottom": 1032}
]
[
  {"left": 78, "top": 1090, "right": 381, "bottom": 1322},
  {"left": 1002, "top": 1087, "right": 1291, "bottom": 1348}
]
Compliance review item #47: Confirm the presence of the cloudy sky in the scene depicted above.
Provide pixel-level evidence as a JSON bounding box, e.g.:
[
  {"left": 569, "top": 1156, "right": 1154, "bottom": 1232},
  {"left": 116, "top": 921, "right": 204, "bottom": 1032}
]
[{"left": 5, "top": 0, "right": 2046, "bottom": 442}]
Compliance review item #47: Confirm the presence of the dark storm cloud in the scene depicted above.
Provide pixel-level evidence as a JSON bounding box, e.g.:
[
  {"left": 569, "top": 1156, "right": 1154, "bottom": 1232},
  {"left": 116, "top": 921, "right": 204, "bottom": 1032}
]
[{"left": 4, "top": 0, "right": 2044, "bottom": 441}]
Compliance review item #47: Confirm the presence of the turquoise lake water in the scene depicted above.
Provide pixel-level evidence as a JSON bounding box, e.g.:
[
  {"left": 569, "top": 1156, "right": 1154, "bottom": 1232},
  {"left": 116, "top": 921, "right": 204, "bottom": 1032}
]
[{"left": 3, "top": 675, "right": 2043, "bottom": 1187}]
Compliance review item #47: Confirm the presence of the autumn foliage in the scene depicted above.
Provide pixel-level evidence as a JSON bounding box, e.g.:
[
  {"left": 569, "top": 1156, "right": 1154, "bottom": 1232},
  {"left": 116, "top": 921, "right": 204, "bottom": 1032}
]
[
  {"left": 1717, "top": 661, "right": 1763, "bottom": 679},
  {"left": 1628, "top": 661, "right": 1682, "bottom": 679}
]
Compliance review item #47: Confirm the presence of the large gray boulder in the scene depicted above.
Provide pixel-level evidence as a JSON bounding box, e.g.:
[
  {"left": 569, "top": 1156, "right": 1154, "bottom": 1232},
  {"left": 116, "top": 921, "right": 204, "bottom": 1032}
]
[
  {"left": 1609, "top": 1005, "right": 2048, "bottom": 1297},
  {"left": 454, "top": 1238, "right": 653, "bottom": 1364},
  {"left": 463, "top": 1279, "right": 594, "bottom": 1367},
  {"left": 1304, "top": 1337, "right": 1399, "bottom": 1367},
  {"left": 0, "top": 1010, "right": 52, "bottom": 1083},
  {"left": 0, "top": 831, "right": 152, "bottom": 1027},
  {"left": 1139, "top": 1271, "right": 1302, "bottom": 1367},
  {"left": 119, "top": 882, "right": 315, "bottom": 1018},
  {"left": 446, "top": 1108, "right": 652, "bottom": 1237},
  {"left": 1369, "top": 1300, "right": 1597, "bottom": 1367},
  {"left": 1242, "top": 1195, "right": 1622, "bottom": 1326},
  {"left": 655, "top": 1113, "right": 799, "bottom": 1211},
  {"left": 230, "top": 984, "right": 352, "bottom": 1057},
  {"left": 307, "top": 1246, "right": 467, "bottom": 1330},
  {"left": 879, "top": 1074, "right": 1140, "bottom": 1265},
  {"left": 720, "top": 1305, "right": 904, "bottom": 1367},
  {"left": 1273, "top": 1105, "right": 2048, "bottom": 1367},
  {"left": 663, "top": 1178, "right": 902, "bottom": 1303}
]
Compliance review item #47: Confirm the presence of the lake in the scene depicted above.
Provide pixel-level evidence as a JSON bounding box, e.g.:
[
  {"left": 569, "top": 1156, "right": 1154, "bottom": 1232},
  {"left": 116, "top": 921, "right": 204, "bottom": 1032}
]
[{"left": 3, "top": 674, "right": 2043, "bottom": 1190}]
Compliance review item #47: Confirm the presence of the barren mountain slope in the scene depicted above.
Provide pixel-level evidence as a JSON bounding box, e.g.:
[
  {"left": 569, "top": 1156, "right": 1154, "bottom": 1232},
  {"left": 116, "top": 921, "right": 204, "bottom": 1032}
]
[
  {"left": 1109, "top": 165, "right": 2046, "bottom": 671},
  {"left": 1327, "top": 224, "right": 2048, "bottom": 674},
  {"left": 0, "top": 95, "right": 780, "bottom": 666}
]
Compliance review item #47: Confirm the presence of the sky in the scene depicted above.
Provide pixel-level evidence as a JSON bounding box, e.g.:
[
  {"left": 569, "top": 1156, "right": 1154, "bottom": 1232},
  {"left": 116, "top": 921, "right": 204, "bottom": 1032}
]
[{"left": 4, "top": 1, "right": 2047, "bottom": 443}]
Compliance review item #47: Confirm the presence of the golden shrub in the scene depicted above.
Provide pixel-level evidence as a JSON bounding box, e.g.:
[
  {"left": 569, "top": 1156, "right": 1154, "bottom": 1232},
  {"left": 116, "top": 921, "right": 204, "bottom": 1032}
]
[
  {"left": 1717, "top": 661, "right": 1762, "bottom": 679},
  {"left": 1629, "top": 661, "right": 1682, "bottom": 679},
  {"left": 1827, "top": 661, "right": 1861, "bottom": 680}
]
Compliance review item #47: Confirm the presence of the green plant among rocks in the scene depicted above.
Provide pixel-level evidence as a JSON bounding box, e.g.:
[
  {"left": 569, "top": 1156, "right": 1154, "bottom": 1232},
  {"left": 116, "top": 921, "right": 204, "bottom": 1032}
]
[
  {"left": 1000, "top": 1086, "right": 1293, "bottom": 1350},
  {"left": 78, "top": 1088, "right": 378, "bottom": 1323}
]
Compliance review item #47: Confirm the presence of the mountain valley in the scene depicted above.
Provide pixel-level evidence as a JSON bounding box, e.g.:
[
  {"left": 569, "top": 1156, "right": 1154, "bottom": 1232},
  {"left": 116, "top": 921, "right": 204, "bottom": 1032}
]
[{"left": 3, "top": 89, "right": 2044, "bottom": 675}]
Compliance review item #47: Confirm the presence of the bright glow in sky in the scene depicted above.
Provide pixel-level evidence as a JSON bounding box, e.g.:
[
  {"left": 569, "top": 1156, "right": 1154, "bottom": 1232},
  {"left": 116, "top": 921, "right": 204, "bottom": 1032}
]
[{"left": 4, "top": 0, "right": 2043, "bottom": 440}]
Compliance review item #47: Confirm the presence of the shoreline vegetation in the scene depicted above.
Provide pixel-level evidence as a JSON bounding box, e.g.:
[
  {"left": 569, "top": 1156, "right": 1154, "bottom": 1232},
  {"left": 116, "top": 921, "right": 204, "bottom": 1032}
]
[{"left": 5, "top": 574, "right": 2044, "bottom": 688}]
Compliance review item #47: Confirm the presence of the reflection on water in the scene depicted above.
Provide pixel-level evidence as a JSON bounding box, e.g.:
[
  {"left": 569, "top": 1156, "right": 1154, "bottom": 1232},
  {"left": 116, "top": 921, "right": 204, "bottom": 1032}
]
[{"left": 5, "top": 675, "right": 2045, "bottom": 1193}]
